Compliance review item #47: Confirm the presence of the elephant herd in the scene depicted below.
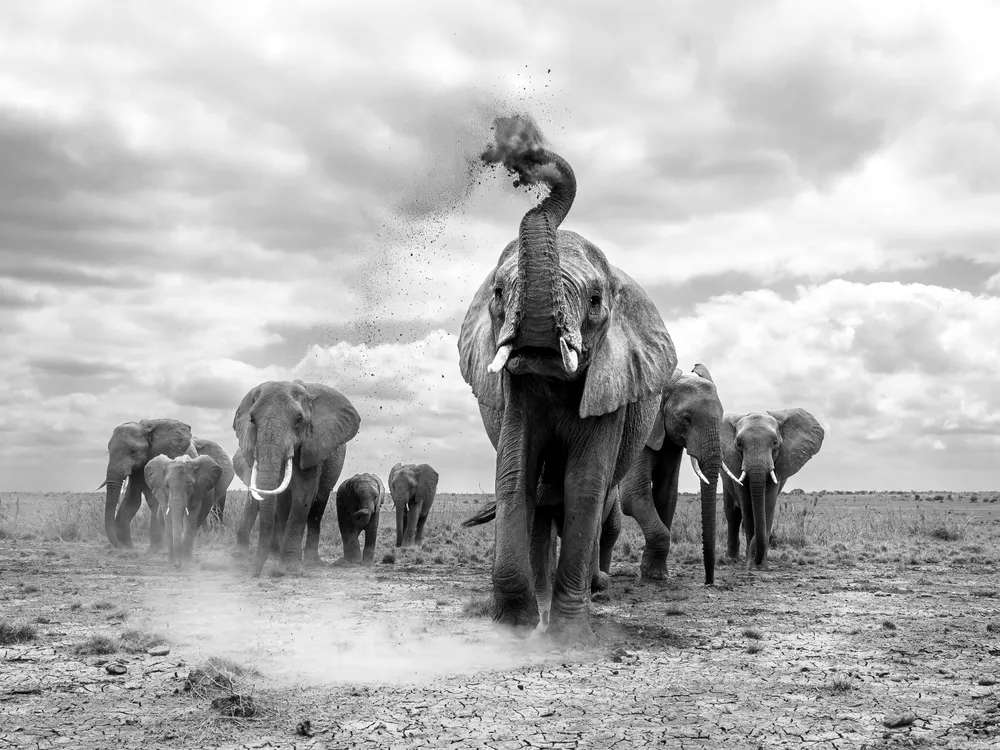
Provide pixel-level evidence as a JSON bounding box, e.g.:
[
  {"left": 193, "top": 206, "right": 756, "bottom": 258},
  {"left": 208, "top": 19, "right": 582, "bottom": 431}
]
[
  {"left": 99, "top": 113, "right": 826, "bottom": 645},
  {"left": 101, "top": 380, "right": 440, "bottom": 576}
]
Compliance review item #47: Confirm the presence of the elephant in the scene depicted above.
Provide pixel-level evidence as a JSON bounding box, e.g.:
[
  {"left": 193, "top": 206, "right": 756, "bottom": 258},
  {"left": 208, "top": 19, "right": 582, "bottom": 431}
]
[
  {"left": 618, "top": 364, "right": 724, "bottom": 584},
  {"left": 100, "top": 418, "right": 198, "bottom": 549},
  {"left": 144, "top": 454, "right": 223, "bottom": 565},
  {"left": 335, "top": 473, "right": 386, "bottom": 564},
  {"left": 457, "top": 115, "right": 676, "bottom": 642},
  {"left": 720, "top": 409, "right": 824, "bottom": 569},
  {"left": 189, "top": 438, "right": 235, "bottom": 523},
  {"left": 233, "top": 379, "right": 360, "bottom": 576},
  {"left": 388, "top": 463, "right": 439, "bottom": 548}
]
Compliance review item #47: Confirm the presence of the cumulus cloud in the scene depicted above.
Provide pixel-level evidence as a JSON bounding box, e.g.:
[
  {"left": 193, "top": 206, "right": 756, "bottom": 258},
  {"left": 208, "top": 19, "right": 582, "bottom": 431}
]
[{"left": 0, "top": 1, "right": 998, "bottom": 493}]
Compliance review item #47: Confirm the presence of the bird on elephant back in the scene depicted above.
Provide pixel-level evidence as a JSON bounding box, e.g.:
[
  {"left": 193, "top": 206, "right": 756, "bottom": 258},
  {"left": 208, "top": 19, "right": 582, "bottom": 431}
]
[
  {"left": 232, "top": 379, "right": 360, "bottom": 576},
  {"left": 464, "top": 363, "right": 724, "bottom": 609},
  {"left": 457, "top": 115, "right": 676, "bottom": 644},
  {"left": 99, "top": 419, "right": 234, "bottom": 550}
]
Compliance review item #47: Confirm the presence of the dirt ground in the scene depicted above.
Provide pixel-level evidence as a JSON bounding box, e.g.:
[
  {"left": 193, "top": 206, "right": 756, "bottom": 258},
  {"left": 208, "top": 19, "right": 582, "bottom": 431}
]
[{"left": 2, "top": 491, "right": 999, "bottom": 749}]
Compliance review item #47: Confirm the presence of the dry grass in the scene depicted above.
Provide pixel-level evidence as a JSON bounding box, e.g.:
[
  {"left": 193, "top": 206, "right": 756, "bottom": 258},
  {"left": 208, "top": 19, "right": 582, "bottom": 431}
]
[
  {"left": 0, "top": 620, "right": 38, "bottom": 645},
  {"left": 185, "top": 657, "right": 265, "bottom": 720}
]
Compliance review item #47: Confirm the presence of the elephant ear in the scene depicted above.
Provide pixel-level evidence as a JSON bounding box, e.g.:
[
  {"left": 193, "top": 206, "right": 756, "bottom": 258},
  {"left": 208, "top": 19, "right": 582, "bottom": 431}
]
[
  {"left": 233, "top": 385, "right": 262, "bottom": 468},
  {"left": 720, "top": 413, "right": 744, "bottom": 477},
  {"left": 458, "top": 272, "right": 504, "bottom": 412},
  {"left": 418, "top": 464, "right": 439, "bottom": 495},
  {"left": 770, "top": 408, "right": 825, "bottom": 480},
  {"left": 692, "top": 363, "right": 715, "bottom": 383},
  {"left": 299, "top": 381, "right": 361, "bottom": 470},
  {"left": 192, "top": 455, "right": 223, "bottom": 504},
  {"left": 389, "top": 463, "right": 403, "bottom": 485},
  {"left": 373, "top": 474, "right": 386, "bottom": 511},
  {"left": 478, "top": 403, "right": 503, "bottom": 451},
  {"left": 580, "top": 268, "right": 677, "bottom": 419},
  {"left": 140, "top": 418, "right": 193, "bottom": 459},
  {"left": 143, "top": 455, "right": 171, "bottom": 500},
  {"left": 232, "top": 448, "right": 252, "bottom": 487},
  {"left": 645, "top": 368, "right": 684, "bottom": 450}
]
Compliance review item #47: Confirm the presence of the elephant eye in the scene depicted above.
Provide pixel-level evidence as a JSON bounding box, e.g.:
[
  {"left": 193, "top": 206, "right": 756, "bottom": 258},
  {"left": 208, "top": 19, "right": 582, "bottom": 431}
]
[
  {"left": 590, "top": 293, "right": 602, "bottom": 308},
  {"left": 494, "top": 286, "right": 503, "bottom": 301},
  {"left": 294, "top": 415, "right": 304, "bottom": 427}
]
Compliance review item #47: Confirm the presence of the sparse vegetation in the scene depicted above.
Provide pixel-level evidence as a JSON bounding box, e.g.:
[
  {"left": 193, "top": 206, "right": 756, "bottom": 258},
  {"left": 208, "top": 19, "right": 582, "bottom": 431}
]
[
  {"left": 742, "top": 628, "right": 763, "bottom": 640},
  {"left": 0, "top": 619, "right": 38, "bottom": 645},
  {"left": 72, "top": 634, "right": 121, "bottom": 655},
  {"left": 185, "top": 657, "right": 263, "bottom": 720},
  {"left": 829, "top": 673, "right": 854, "bottom": 692}
]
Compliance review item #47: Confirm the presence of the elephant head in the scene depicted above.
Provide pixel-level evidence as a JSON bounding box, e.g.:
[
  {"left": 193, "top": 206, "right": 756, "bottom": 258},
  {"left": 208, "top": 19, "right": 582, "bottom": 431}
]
[
  {"left": 388, "top": 463, "right": 439, "bottom": 548},
  {"left": 233, "top": 380, "right": 360, "bottom": 569},
  {"left": 349, "top": 474, "right": 384, "bottom": 528},
  {"left": 144, "top": 454, "right": 222, "bottom": 565},
  {"left": 103, "top": 418, "right": 195, "bottom": 547},
  {"left": 459, "top": 115, "right": 674, "bottom": 420},
  {"left": 721, "top": 408, "right": 824, "bottom": 567},
  {"left": 646, "top": 363, "right": 724, "bottom": 583}
]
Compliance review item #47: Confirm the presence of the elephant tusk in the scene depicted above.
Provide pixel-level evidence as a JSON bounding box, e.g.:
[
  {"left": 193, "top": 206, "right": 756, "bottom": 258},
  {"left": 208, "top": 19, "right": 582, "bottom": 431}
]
[
  {"left": 185, "top": 507, "right": 189, "bottom": 516},
  {"left": 722, "top": 463, "right": 743, "bottom": 486},
  {"left": 559, "top": 337, "right": 579, "bottom": 374},
  {"left": 249, "top": 454, "right": 294, "bottom": 497},
  {"left": 487, "top": 344, "right": 513, "bottom": 374},
  {"left": 690, "top": 455, "right": 710, "bottom": 485},
  {"left": 164, "top": 507, "right": 170, "bottom": 516},
  {"left": 770, "top": 469, "right": 778, "bottom": 484}
]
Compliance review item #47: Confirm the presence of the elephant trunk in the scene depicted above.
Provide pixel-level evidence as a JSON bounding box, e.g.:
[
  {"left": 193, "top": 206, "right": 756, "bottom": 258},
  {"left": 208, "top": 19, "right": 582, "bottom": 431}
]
[
  {"left": 695, "top": 431, "right": 721, "bottom": 585},
  {"left": 251, "top": 420, "right": 291, "bottom": 574},
  {"left": 104, "top": 472, "right": 125, "bottom": 546},
  {"left": 745, "top": 450, "right": 772, "bottom": 566},
  {"left": 395, "top": 502, "right": 407, "bottom": 548},
  {"left": 168, "top": 493, "right": 185, "bottom": 566},
  {"left": 352, "top": 509, "right": 372, "bottom": 527},
  {"left": 402, "top": 504, "right": 418, "bottom": 547}
]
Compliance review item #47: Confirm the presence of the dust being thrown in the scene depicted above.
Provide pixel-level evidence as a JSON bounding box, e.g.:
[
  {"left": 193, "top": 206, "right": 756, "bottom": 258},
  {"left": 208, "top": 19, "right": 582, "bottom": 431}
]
[
  {"left": 481, "top": 114, "right": 561, "bottom": 188},
  {"left": 141, "top": 567, "right": 560, "bottom": 687}
]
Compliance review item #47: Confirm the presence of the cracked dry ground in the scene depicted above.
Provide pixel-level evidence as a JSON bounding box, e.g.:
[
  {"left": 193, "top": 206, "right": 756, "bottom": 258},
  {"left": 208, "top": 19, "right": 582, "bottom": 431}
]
[{"left": 2, "top": 540, "right": 999, "bottom": 749}]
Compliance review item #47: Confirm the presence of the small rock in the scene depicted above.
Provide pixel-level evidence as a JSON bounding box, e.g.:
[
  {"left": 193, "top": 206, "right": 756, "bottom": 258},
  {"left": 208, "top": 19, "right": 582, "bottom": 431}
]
[
  {"left": 882, "top": 710, "right": 916, "bottom": 728},
  {"left": 296, "top": 719, "right": 314, "bottom": 737},
  {"left": 124, "top": 681, "right": 142, "bottom": 690},
  {"left": 106, "top": 663, "right": 127, "bottom": 676},
  {"left": 147, "top": 645, "right": 170, "bottom": 657}
]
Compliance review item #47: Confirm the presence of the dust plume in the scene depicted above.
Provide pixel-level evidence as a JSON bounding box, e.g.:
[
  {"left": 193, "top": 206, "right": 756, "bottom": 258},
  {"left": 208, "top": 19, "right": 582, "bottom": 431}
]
[
  {"left": 480, "top": 114, "right": 561, "bottom": 187},
  {"left": 141, "top": 564, "right": 562, "bottom": 687}
]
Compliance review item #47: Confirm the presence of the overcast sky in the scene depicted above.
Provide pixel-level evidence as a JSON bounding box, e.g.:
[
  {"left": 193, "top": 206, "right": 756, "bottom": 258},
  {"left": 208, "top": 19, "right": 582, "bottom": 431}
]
[{"left": 2, "top": 1, "right": 999, "bottom": 494}]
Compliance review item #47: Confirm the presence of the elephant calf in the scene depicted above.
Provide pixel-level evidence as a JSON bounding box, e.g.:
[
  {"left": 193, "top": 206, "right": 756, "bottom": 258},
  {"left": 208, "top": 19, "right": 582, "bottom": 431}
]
[
  {"left": 721, "top": 408, "right": 824, "bottom": 570},
  {"left": 144, "top": 454, "right": 224, "bottom": 566},
  {"left": 335, "top": 473, "right": 385, "bottom": 565},
  {"left": 388, "top": 463, "right": 438, "bottom": 548}
]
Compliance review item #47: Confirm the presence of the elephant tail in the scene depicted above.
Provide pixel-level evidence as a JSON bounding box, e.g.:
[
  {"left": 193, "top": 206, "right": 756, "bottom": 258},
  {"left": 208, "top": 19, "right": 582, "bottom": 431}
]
[{"left": 461, "top": 502, "right": 497, "bottom": 528}]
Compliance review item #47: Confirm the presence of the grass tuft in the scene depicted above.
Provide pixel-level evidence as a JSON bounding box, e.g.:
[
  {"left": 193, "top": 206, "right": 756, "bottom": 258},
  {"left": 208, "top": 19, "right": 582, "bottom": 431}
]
[
  {"left": 72, "top": 634, "right": 121, "bottom": 655},
  {"left": 0, "top": 620, "right": 38, "bottom": 645}
]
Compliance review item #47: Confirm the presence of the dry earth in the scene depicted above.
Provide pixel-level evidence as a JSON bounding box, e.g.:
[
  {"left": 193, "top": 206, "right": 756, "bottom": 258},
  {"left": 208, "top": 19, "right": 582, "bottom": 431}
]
[{"left": 2, "top": 491, "right": 999, "bottom": 749}]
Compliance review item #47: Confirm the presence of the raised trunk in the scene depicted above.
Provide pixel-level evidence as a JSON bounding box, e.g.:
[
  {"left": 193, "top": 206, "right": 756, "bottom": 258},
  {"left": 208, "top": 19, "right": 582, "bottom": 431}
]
[
  {"left": 515, "top": 154, "right": 576, "bottom": 348},
  {"left": 104, "top": 475, "right": 123, "bottom": 546}
]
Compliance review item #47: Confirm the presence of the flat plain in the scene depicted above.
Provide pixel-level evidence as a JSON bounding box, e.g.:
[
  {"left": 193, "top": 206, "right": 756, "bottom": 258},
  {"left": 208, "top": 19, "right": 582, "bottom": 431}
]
[{"left": 2, "top": 488, "right": 999, "bottom": 749}]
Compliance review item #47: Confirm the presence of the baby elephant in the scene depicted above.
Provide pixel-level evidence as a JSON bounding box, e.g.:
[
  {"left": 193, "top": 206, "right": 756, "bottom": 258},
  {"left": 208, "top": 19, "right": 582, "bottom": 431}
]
[
  {"left": 335, "top": 473, "right": 385, "bottom": 565},
  {"left": 388, "top": 463, "right": 438, "bottom": 548},
  {"left": 144, "top": 454, "right": 224, "bottom": 566}
]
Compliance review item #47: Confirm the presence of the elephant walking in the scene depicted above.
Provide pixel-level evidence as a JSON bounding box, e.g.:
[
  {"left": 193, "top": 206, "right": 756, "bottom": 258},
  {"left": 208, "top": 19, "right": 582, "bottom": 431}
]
[
  {"left": 618, "top": 364, "right": 723, "bottom": 584},
  {"left": 388, "top": 463, "right": 438, "bottom": 548},
  {"left": 233, "top": 379, "right": 360, "bottom": 576},
  {"left": 721, "top": 409, "right": 824, "bottom": 569},
  {"left": 335, "top": 473, "right": 386, "bottom": 564},
  {"left": 458, "top": 116, "right": 676, "bottom": 642},
  {"left": 144, "top": 454, "right": 224, "bottom": 566}
]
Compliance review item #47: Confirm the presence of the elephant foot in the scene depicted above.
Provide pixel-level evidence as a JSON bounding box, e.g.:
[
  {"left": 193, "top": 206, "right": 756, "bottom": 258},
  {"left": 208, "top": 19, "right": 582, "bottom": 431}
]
[
  {"left": 639, "top": 551, "right": 669, "bottom": 581},
  {"left": 745, "top": 558, "right": 770, "bottom": 572},
  {"left": 145, "top": 544, "right": 165, "bottom": 555},
  {"left": 493, "top": 596, "right": 540, "bottom": 637},
  {"left": 303, "top": 554, "right": 323, "bottom": 568},
  {"left": 231, "top": 547, "right": 249, "bottom": 560},
  {"left": 331, "top": 557, "right": 359, "bottom": 568},
  {"left": 591, "top": 571, "right": 610, "bottom": 593},
  {"left": 360, "top": 557, "right": 375, "bottom": 567},
  {"left": 546, "top": 614, "right": 597, "bottom": 647}
]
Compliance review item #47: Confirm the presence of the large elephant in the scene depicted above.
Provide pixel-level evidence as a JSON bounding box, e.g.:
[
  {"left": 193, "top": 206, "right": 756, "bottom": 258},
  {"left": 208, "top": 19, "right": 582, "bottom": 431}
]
[
  {"left": 457, "top": 116, "right": 676, "bottom": 642},
  {"left": 233, "top": 379, "right": 360, "bottom": 576},
  {"left": 144, "top": 454, "right": 223, "bottom": 566},
  {"left": 100, "top": 419, "right": 198, "bottom": 549},
  {"left": 388, "top": 463, "right": 438, "bottom": 548},
  {"left": 335, "top": 473, "right": 386, "bottom": 564},
  {"left": 720, "top": 409, "right": 824, "bottom": 569},
  {"left": 618, "top": 364, "right": 723, "bottom": 584}
]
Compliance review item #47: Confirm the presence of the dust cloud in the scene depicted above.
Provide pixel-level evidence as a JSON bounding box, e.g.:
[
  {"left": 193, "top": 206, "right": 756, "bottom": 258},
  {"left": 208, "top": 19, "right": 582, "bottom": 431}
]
[{"left": 140, "top": 565, "right": 558, "bottom": 687}]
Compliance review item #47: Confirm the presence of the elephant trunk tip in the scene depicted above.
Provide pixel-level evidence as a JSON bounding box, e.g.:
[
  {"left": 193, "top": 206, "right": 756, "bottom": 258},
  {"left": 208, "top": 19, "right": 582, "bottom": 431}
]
[{"left": 481, "top": 114, "right": 568, "bottom": 190}]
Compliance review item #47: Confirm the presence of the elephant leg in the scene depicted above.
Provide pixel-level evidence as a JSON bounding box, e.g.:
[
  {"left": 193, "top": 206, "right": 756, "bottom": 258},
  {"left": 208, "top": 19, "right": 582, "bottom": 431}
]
[
  {"left": 415, "top": 512, "right": 429, "bottom": 545},
  {"left": 182, "top": 508, "right": 198, "bottom": 560},
  {"left": 114, "top": 472, "right": 145, "bottom": 549},
  {"left": 593, "top": 496, "right": 620, "bottom": 592},
  {"left": 361, "top": 515, "right": 379, "bottom": 565},
  {"left": 341, "top": 530, "right": 362, "bottom": 564},
  {"left": 723, "top": 485, "right": 742, "bottom": 559},
  {"left": 210, "top": 487, "right": 226, "bottom": 525},
  {"left": 145, "top": 488, "right": 165, "bottom": 553},
  {"left": 305, "top": 459, "right": 336, "bottom": 566},
  {"left": 621, "top": 452, "right": 671, "bottom": 580},
  {"left": 281, "top": 468, "right": 320, "bottom": 565},
  {"left": 548, "top": 433, "right": 620, "bottom": 644},
  {"left": 272, "top": 493, "right": 289, "bottom": 556},
  {"left": 236, "top": 492, "right": 258, "bottom": 552},
  {"left": 529, "top": 507, "right": 557, "bottom": 625}
]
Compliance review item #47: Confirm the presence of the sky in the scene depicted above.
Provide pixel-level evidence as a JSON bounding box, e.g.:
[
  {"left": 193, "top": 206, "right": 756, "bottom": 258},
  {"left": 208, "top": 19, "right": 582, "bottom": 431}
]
[{"left": 1, "top": 0, "right": 999, "bottom": 494}]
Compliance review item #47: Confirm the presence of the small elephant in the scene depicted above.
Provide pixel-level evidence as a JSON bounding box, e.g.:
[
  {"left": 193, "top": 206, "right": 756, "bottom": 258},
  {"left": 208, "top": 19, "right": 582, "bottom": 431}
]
[
  {"left": 720, "top": 409, "right": 824, "bottom": 570},
  {"left": 335, "top": 473, "right": 385, "bottom": 565},
  {"left": 233, "top": 379, "right": 360, "bottom": 576},
  {"left": 618, "top": 364, "right": 724, "bottom": 584},
  {"left": 190, "top": 437, "right": 235, "bottom": 524},
  {"left": 388, "top": 463, "right": 438, "bottom": 548},
  {"left": 144, "top": 454, "right": 223, "bottom": 565}
]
